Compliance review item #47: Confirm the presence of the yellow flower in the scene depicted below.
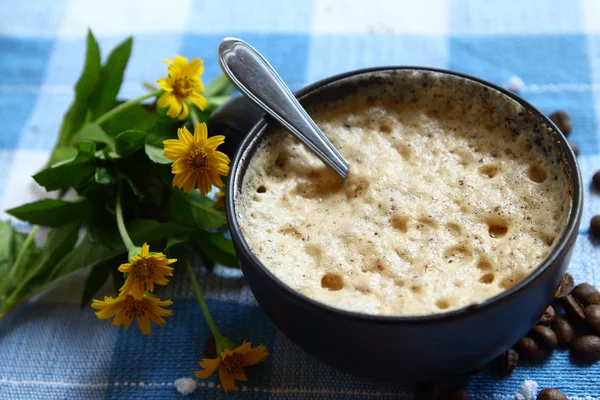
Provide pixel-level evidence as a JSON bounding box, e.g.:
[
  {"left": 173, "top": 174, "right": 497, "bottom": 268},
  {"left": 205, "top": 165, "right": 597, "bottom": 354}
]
[
  {"left": 157, "top": 55, "right": 207, "bottom": 120},
  {"left": 214, "top": 190, "right": 226, "bottom": 211},
  {"left": 163, "top": 122, "right": 230, "bottom": 195},
  {"left": 118, "top": 243, "right": 177, "bottom": 300},
  {"left": 194, "top": 341, "right": 269, "bottom": 393},
  {"left": 91, "top": 294, "right": 173, "bottom": 335}
]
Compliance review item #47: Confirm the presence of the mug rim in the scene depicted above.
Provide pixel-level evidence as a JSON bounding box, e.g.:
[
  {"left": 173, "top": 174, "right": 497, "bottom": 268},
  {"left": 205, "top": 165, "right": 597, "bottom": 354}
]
[{"left": 225, "top": 66, "right": 583, "bottom": 325}]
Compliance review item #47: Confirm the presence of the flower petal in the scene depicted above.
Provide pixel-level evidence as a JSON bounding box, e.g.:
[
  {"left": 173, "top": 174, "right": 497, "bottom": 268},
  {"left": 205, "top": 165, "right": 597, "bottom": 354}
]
[
  {"left": 140, "top": 243, "right": 150, "bottom": 257},
  {"left": 231, "top": 370, "right": 248, "bottom": 382},
  {"left": 178, "top": 100, "right": 189, "bottom": 120},
  {"left": 177, "top": 126, "right": 194, "bottom": 145},
  {"left": 189, "top": 93, "right": 208, "bottom": 111},
  {"left": 137, "top": 315, "right": 152, "bottom": 335},
  {"left": 212, "top": 151, "right": 231, "bottom": 164},
  {"left": 195, "top": 358, "right": 220, "bottom": 379},
  {"left": 240, "top": 344, "right": 269, "bottom": 366},
  {"left": 157, "top": 91, "right": 175, "bottom": 108},
  {"left": 196, "top": 174, "right": 212, "bottom": 196},
  {"left": 120, "top": 276, "right": 144, "bottom": 300},
  {"left": 205, "top": 135, "right": 225, "bottom": 150},
  {"left": 163, "top": 142, "right": 189, "bottom": 160},
  {"left": 171, "top": 158, "right": 189, "bottom": 174},
  {"left": 172, "top": 55, "right": 189, "bottom": 66},
  {"left": 182, "top": 171, "right": 197, "bottom": 193},
  {"left": 118, "top": 263, "right": 132, "bottom": 273},
  {"left": 157, "top": 78, "right": 173, "bottom": 92},
  {"left": 166, "top": 97, "right": 183, "bottom": 118},
  {"left": 173, "top": 169, "right": 193, "bottom": 189},
  {"left": 218, "top": 366, "right": 237, "bottom": 393},
  {"left": 194, "top": 122, "right": 209, "bottom": 143}
]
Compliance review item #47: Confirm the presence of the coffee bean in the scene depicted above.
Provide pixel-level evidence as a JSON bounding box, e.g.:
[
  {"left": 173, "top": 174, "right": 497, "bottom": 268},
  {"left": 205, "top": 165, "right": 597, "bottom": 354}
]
[
  {"left": 516, "top": 337, "right": 548, "bottom": 360},
  {"left": 553, "top": 317, "right": 575, "bottom": 347},
  {"left": 496, "top": 348, "right": 519, "bottom": 375},
  {"left": 571, "top": 335, "right": 600, "bottom": 361},
  {"left": 593, "top": 171, "right": 600, "bottom": 191},
  {"left": 555, "top": 273, "right": 574, "bottom": 299},
  {"left": 560, "top": 294, "right": 586, "bottom": 323},
  {"left": 538, "top": 305, "right": 555, "bottom": 326},
  {"left": 572, "top": 283, "right": 600, "bottom": 306},
  {"left": 590, "top": 215, "right": 600, "bottom": 237},
  {"left": 537, "top": 388, "right": 568, "bottom": 400},
  {"left": 205, "top": 335, "right": 217, "bottom": 359},
  {"left": 530, "top": 325, "right": 559, "bottom": 349},
  {"left": 584, "top": 304, "right": 600, "bottom": 335},
  {"left": 414, "top": 382, "right": 441, "bottom": 400},
  {"left": 443, "top": 388, "right": 470, "bottom": 400},
  {"left": 549, "top": 110, "right": 572, "bottom": 136},
  {"left": 569, "top": 141, "right": 579, "bottom": 156}
]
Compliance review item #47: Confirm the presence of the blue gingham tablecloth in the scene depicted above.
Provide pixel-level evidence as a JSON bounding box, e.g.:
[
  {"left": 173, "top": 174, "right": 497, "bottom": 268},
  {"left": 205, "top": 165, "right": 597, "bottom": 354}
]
[{"left": 1, "top": 0, "right": 600, "bottom": 399}]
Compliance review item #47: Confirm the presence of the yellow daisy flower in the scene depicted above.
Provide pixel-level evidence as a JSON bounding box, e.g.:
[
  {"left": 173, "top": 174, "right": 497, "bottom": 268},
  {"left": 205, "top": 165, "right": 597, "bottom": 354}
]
[
  {"left": 157, "top": 55, "right": 208, "bottom": 120},
  {"left": 214, "top": 190, "right": 226, "bottom": 211},
  {"left": 118, "top": 243, "right": 176, "bottom": 300},
  {"left": 91, "top": 294, "right": 173, "bottom": 335},
  {"left": 163, "top": 122, "right": 230, "bottom": 195},
  {"left": 194, "top": 341, "right": 269, "bottom": 393}
]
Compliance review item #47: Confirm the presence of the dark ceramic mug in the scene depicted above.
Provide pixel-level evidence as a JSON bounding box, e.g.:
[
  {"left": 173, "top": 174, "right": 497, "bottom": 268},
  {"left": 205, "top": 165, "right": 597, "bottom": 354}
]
[{"left": 208, "top": 67, "right": 583, "bottom": 382}]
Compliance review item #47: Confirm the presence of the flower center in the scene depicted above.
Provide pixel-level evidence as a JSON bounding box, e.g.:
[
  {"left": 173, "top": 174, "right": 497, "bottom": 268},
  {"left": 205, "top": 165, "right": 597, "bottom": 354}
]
[
  {"left": 133, "top": 259, "right": 154, "bottom": 278},
  {"left": 222, "top": 354, "right": 244, "bottom": 374},
  {"left": 172, "top": 76, "right": 196, "bottom": 97},
  {"left": 188, "top": 149, "right": 210, "bottom": 172},
  {"left": 124, "top": 297, "right": 147, "bottom": 318}
]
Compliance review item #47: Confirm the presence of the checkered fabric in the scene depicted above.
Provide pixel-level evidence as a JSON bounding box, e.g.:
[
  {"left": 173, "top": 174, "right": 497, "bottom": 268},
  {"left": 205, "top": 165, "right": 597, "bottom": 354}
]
[{"left": 1, "top": 0, "right": 599, "bottom": 398}]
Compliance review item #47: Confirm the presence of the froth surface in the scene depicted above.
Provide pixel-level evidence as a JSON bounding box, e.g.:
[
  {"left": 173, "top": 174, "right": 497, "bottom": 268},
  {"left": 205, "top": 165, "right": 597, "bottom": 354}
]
[{"left": 236, "top": 71, "right": 572, "bottom": 316}]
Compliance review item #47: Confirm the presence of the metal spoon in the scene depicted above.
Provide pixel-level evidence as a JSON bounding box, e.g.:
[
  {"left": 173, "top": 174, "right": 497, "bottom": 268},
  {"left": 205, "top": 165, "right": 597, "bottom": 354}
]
[{"left": 217, "top": 37, "right": 349, "bottom": 180}]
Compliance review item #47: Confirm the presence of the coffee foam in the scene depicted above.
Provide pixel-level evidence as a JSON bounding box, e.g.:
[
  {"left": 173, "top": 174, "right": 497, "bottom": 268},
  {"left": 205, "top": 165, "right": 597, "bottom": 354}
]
[{"left": 236, "top": 70, "right": 572, "bottom": 316}]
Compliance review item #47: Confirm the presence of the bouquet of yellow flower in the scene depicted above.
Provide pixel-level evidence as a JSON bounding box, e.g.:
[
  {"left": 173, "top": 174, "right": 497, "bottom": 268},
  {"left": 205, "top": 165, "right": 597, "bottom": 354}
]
[{"left": 0, "top": 30, "right": 267, "bottom": 393}]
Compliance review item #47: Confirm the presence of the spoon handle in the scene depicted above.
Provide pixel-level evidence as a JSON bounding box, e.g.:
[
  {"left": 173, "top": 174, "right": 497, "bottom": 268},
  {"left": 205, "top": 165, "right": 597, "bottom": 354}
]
[{"left": 217, "top": 37, "right": 349, "bottom": 180}]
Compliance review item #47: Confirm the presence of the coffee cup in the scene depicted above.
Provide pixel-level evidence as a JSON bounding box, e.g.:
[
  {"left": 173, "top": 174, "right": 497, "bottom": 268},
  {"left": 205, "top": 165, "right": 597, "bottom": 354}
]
[{"left": 209, "top": 67, "right": 582, "bottom": 381}]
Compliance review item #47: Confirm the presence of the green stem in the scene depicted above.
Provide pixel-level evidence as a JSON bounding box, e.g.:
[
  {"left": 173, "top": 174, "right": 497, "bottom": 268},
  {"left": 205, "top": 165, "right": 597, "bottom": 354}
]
[
  {"left": 115, "top": 182, "right": 137, "bottom": 257},
  {"left": 6, "top": 225, "right": 39, "bottom": 285},
  {"left": 189, "top": 102, "right": 200, "bottom": 126},
  {"left": 183, "top": 253, "right": 233, "bottom": 353},
  {"left": 95, "top": 89, "right": 161, "bottom": 125}
]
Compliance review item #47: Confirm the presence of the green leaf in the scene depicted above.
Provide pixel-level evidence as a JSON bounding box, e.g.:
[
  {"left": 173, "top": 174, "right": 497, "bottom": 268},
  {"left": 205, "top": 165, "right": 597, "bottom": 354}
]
[
  {"left": 144, "top": 144, "right": 171, "bottom": 164},
  {"left": 101, "top": 104, "right": 157, "bottom": 137},
  {"left": 0, "top": 222, "right": 37, "bottom": 296},
  {"left": 145, "top": 118, "right": 183, "bottom": 147},
  {"left": 73, "top": 122, "right": 114, "bottom": 147},
  {"left": 206, "top": 96, "right": 231, "bottom": 109},
  {"left": 95, "top": 167, "right": 114, "bottom": 185},
  {"left": 28, "top": 222, "right": 80, "bottom": 282},
  {"left": 49, "top": 146, "right": 78, "bottom": 165},
  {"left": 33, "top": 142, "right": 97, "bottom": 191},
  {"left": 6, "top": 199, "right": 88, "bottom": 227},
  {"left": 204, "top": 74, "right": 235, "bottom": 97},
  {"left": 51, "top": 234, "right": 123, "bottom": 281},
  {"left": 0, "top": 221, "right": 20, "bottom": 273},
  {"left": 1, "top": 222, "right": 81, "bottom": 313},
  {"left": 164, "top": 237, "right": 187, "bottom": 251},
  {"left": 191, "top": 232, "right": 238, "bottom": 267},
  {"left": 189, "top": 192, "right": 227, "bottom": 229},
  {"left": 90, "top": 37, "right": 133, "bottom": 119},
  {"left": 169, "top": 190, "right": 226, "bottom": 230},
  {"left": 117, "top": 152, "right": 168, "bottom": 205},
  {"left": 80, "top": 255, "right": 122, "bottom": 307},
  {"left": 127, "top": 219, "right": 197, "bottom": 244},
  {"left": 57, "top": 30, "right": 102, "bottom": 146},
  {"left": 115, "top": 130, "right": 147, "bottom": 155}
]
